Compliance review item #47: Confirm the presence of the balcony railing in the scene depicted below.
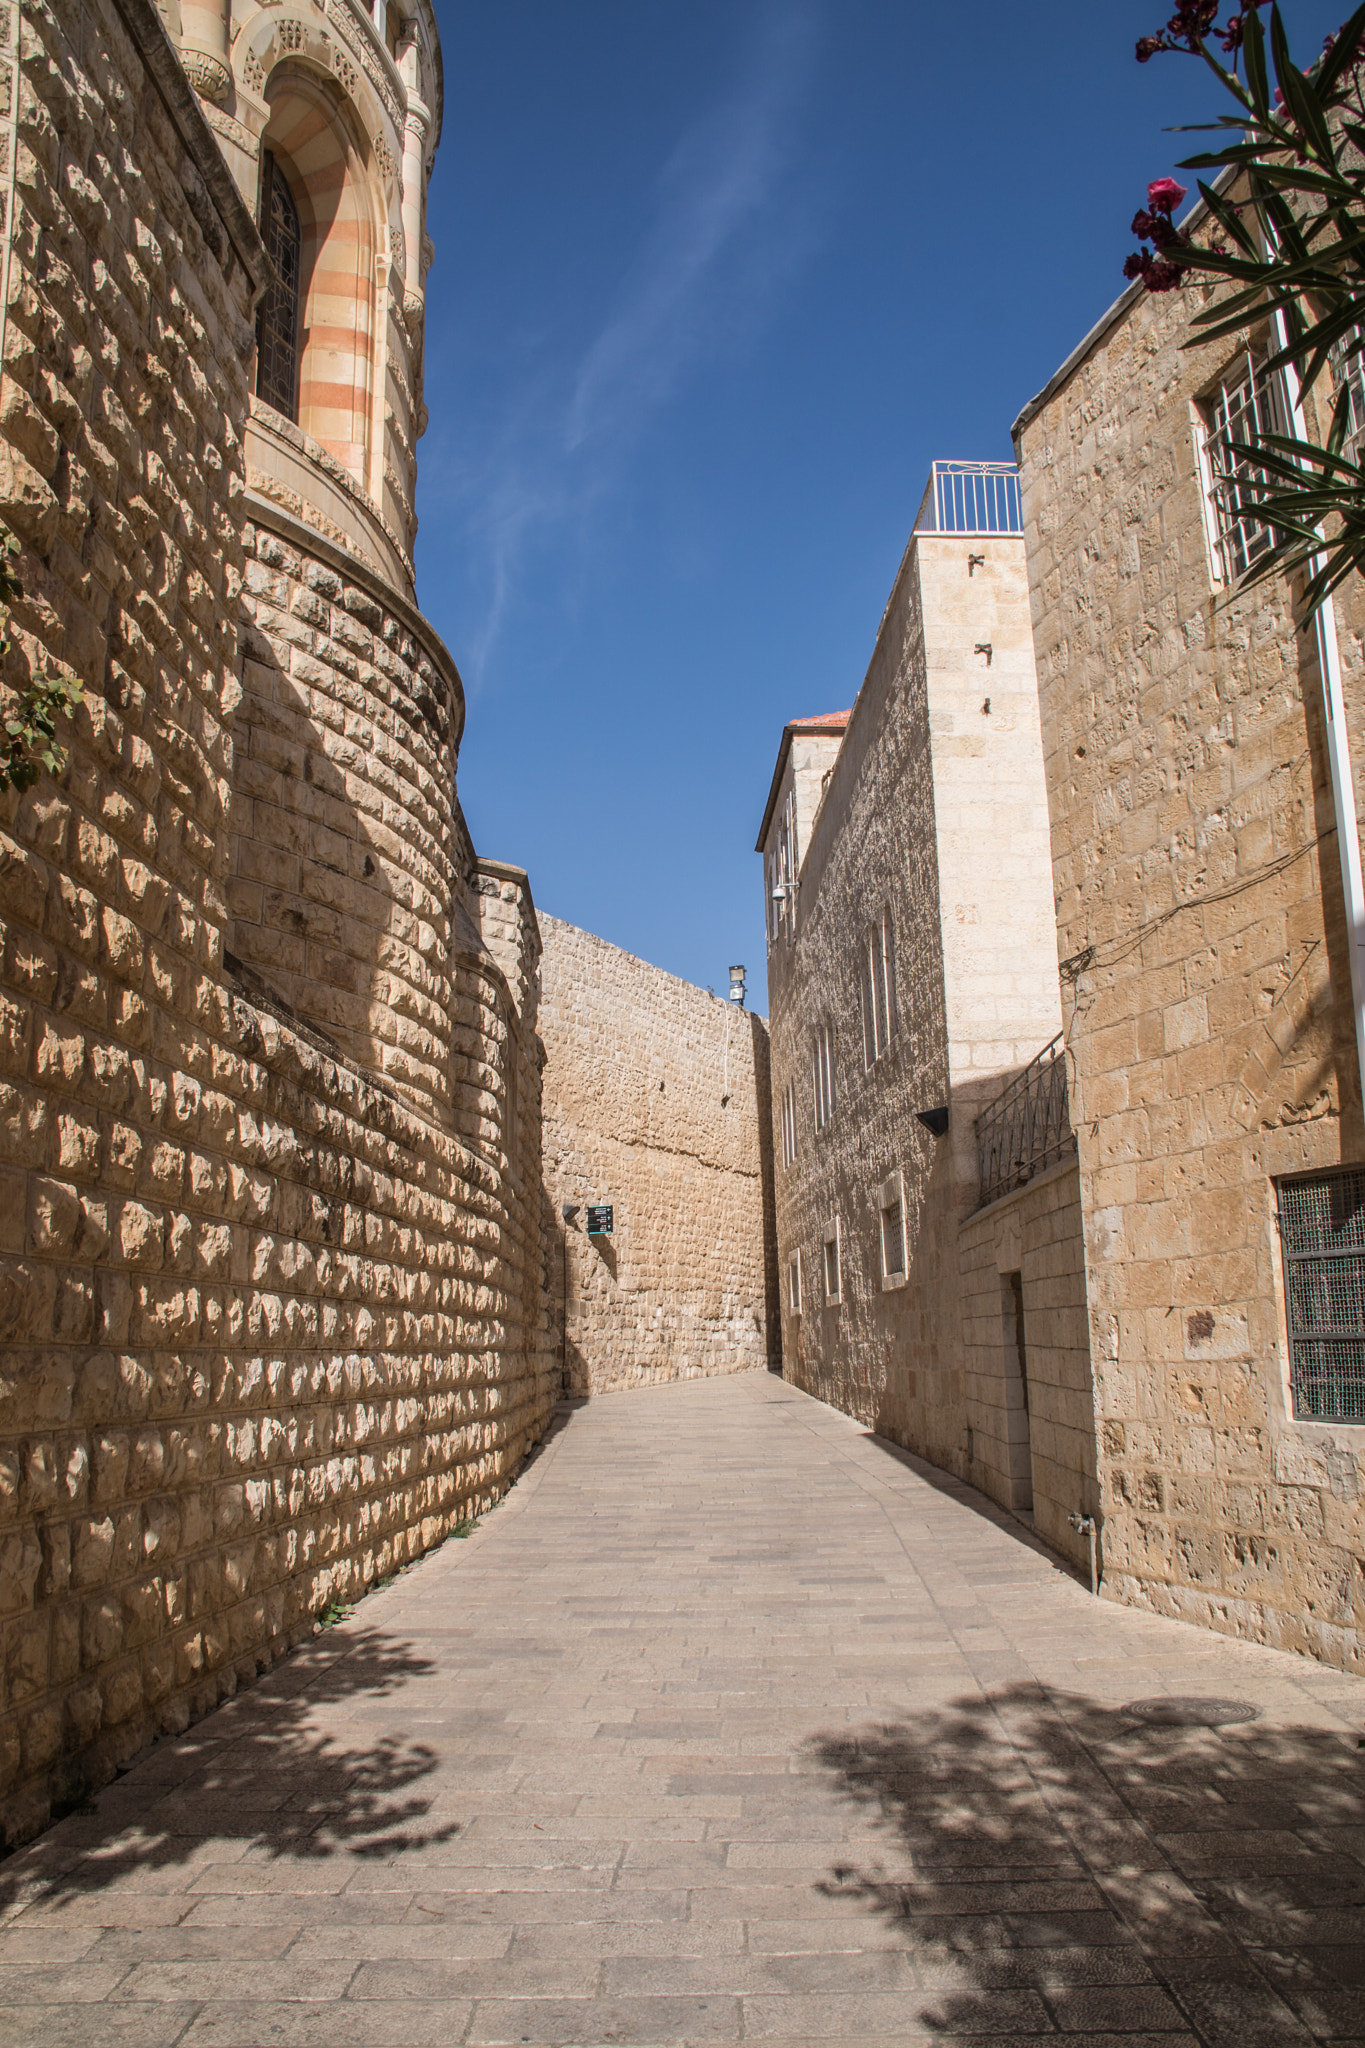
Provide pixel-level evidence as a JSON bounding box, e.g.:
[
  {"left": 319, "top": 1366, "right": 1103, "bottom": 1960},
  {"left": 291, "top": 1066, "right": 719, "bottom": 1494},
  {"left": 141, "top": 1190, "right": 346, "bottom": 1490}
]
[
  {"left": 976, "top": 1033, "right": 1076, "bottom": 1208},
  {"left": 914, "top": 460, "right": 1023, "bottom": 538}
]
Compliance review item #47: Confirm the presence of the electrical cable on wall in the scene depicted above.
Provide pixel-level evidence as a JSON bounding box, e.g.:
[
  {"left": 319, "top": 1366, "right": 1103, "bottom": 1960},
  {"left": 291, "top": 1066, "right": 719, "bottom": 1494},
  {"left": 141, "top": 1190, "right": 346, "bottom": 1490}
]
[{"left": 1059, "top": 827, "right": 1334, "bottom": 987}]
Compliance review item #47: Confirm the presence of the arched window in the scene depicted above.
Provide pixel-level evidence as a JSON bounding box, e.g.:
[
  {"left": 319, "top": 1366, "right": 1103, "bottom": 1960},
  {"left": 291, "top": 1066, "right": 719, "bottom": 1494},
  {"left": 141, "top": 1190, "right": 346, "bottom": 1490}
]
[{"left": 257, "top": 150, "right": 302, "bottom": 421}]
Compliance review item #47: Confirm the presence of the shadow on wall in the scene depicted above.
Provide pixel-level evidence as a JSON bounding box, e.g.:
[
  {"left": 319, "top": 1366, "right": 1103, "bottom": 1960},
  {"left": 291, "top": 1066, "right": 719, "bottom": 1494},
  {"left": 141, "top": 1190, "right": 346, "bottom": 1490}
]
[
  {"left": 750, "top": 1010, "right": 782, "bottom": 1372},
  {"left": 807, "top": 1683, "right": 1365, "bottom": 2040},
  {"left": 0, "top": 1622, "right": 461, "bottom": 1911}
]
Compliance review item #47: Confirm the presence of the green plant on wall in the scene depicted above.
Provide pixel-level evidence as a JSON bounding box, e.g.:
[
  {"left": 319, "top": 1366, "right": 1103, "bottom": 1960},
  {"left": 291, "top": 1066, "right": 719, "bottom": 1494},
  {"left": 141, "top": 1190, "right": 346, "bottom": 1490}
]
[{"left": 0, "top": 527, "right": 83, "bottom": 794}]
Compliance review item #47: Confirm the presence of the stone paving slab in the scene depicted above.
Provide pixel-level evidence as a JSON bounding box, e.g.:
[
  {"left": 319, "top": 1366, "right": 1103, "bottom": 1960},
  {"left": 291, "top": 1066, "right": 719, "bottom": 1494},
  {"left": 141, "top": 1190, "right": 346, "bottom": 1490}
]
[{"left": 1, "top": 1368, "right": 1363, "bottom": 2046}]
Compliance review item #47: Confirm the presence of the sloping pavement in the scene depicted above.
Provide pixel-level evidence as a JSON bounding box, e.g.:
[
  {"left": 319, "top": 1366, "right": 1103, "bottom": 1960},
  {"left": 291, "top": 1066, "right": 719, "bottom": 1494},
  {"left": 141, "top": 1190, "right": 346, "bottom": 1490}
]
[{"left": 1, "top": 1367, "right": 1363, "bottom": 2047}]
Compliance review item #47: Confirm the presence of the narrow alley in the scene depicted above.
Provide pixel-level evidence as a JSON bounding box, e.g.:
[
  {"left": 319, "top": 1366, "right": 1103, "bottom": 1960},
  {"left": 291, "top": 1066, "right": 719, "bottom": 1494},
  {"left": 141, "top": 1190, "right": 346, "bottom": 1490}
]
[{"left": 2, "top": 1370, "right": 1362, "bottom": 2046}]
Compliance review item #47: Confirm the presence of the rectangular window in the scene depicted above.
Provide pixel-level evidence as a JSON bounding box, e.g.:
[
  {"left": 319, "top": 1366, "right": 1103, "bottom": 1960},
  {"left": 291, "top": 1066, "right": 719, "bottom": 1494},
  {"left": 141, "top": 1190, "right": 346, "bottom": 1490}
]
[
  {"left": 877, "top": 1169, "right": 906, "bottom": 1289},
  {"left": 1331, "top": 327, "right": 1365, "bottom": 465},
  {"left": 781, "top": 1081, "right": 797, "bottom": 1169},
  {"left": 778, "top": 793, "right": 797, "bottom": 939},
  {"left": 861, "top": 908, "right": 898, "bottom": 1068},
  {"left": 812, "top": 1022, "right": 835, "bottom": 1130},
  {"left": 881, "top": 1198, "right": 905, "bottom": 1279},
  {"left": 787, "top": 1250, "right": 801, "bottom": 1314},
  {"left": 1277, "top": 1167, "right": 1365, "bottom": 1422},
  {"left": 767, "top": 797, "right": 797, "bottom": 944},
  {"left": 822, "top": 1220, "right": 841, "bottom": 1305},
  {"left": 1198, "top": 349, "right": 1291, "bottom": 583}
]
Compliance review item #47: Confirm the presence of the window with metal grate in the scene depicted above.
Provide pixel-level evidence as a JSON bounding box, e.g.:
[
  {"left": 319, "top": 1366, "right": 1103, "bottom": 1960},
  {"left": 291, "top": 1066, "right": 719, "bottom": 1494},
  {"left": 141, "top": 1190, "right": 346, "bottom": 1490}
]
[{"left": 1277, "top": 1166, "right": 1365, "bottom": 1423}]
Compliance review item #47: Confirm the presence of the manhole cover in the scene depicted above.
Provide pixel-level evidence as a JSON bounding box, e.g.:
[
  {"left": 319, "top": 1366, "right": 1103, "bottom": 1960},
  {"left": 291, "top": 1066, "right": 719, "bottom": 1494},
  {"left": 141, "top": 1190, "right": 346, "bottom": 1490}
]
[{"left": 1121, "top": 1696, "right": 1260, "bottom": 1727}]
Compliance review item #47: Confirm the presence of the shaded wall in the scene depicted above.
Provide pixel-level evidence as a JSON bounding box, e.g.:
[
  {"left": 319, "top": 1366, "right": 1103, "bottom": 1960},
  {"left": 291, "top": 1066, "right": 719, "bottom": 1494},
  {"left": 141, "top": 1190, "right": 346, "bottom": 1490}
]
[
  {"left": 959, "top": 1161, "right": 1096, "bottom": 1572},
  {"left": 0, "top": 0, "right": 553, "bottom": 1845},
  {"left": 539, "top": 917, "right": 777, "bottom": 1394},
  {"left": 761, "top": 528, "right": 1078, "bottom": 1508}
]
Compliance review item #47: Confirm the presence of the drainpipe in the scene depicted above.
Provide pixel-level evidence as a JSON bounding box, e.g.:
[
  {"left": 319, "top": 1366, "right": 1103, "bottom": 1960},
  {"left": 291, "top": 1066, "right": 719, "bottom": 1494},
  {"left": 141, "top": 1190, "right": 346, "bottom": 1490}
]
[{"left": 1270, "top": 312, "right": 1365, "bottom": 1110}]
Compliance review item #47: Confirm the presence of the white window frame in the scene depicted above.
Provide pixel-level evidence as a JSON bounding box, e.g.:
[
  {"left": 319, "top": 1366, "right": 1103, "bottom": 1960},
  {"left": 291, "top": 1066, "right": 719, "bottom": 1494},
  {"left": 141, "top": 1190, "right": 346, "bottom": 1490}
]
[
  {"left": 1195, "top": 346, "right": 1291, "bottom": 587},
  {"left": 780, "top": 1080, "right": 797, "bottom": 1168},
  {"left": 861, "top": 906, "right": 898, "bottom": 1069},
  {"left": 877, "top": 1169, "right": 907, "bottom": 1291},
  {"left": 787, "top": 1249, "right": 802, "bottom": 1315},
  {"left": 1329, "top": 326, "right": 1365, "bottom": 476},
  {"left": 822, "top": 1218, "right": 842, "bottom": 1306},
  {"left": 812, "top": 1021, "right": 835, "bottom": 1130}
]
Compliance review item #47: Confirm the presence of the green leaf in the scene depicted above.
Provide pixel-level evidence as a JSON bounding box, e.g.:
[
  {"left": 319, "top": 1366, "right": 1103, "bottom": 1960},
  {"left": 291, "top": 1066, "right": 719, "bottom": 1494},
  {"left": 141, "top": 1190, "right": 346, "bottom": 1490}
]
[{"left": 1242, "top": 2, "right": 1272, "bottom": 120}]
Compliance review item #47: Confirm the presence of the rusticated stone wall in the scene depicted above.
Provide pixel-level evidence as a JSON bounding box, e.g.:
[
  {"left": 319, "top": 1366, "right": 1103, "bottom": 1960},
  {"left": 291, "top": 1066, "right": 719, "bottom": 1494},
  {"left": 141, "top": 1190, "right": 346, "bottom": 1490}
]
[
  {"left": 1015, "top": 244, "right": 1365, "bottom": 1669},
  {"left": 0, "top": 0, "right": 553, "bottom": 1844},
  {"left": 539, "top": 916, "right": 778, "bottom": 1395},
  {"left": 228, "top": 511, "right": 468, "bottom": 1127}
]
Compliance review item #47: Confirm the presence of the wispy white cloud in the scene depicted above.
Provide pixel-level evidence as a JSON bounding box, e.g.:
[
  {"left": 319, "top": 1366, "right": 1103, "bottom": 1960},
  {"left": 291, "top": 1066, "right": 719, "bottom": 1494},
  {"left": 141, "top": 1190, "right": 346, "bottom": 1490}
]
[
  {"left": 428, "top": 2, "right": 820, "bottom": 688},
  {"left": 566, "top": 7, "right": 814, "bottom": 457}
]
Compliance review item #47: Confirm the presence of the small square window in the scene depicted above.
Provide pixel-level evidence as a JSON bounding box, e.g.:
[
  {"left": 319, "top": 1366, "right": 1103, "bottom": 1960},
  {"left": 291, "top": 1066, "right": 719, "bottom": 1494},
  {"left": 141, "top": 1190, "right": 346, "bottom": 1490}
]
[{"left": 1277, "top": 1166, "right": 1365, "bottom": 1422}]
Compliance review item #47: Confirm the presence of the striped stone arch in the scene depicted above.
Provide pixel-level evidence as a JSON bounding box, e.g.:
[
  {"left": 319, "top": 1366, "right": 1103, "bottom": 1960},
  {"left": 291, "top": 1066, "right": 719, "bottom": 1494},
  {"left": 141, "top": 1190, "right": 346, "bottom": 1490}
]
[{"left": 258, "top": 63, "right": 384, "bottom": 492}]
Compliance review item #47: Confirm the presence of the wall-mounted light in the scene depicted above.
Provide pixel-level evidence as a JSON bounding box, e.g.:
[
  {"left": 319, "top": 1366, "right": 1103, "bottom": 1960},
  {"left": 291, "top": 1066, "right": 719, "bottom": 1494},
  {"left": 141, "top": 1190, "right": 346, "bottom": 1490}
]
[
  {"left": 729, "top": 965, "right": 747, "bottom": 1008},
  {"left": 916, "top": 1106, "right": 950, "bottom": 1137},
  {"left": 561, "top": 1203, "right": 580, "bottom": 1224}
]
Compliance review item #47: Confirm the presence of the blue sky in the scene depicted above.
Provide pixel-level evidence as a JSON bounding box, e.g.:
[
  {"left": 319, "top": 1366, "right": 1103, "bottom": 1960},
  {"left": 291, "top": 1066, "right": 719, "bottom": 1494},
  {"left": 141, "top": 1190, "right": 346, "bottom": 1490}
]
[{"left": 414, "top": 1, "right": 1334, "bottom": 1010}]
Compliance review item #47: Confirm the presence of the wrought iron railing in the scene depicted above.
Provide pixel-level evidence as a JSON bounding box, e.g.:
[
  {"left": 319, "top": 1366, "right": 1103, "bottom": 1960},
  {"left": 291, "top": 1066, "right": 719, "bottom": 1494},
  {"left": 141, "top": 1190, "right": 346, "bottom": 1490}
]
[
  {"left": 976, "top": 1033, "right": 1076, "bottom": 1208},
  {"left": 914, "top": 460, "right": 1023, "bottom": 537}
]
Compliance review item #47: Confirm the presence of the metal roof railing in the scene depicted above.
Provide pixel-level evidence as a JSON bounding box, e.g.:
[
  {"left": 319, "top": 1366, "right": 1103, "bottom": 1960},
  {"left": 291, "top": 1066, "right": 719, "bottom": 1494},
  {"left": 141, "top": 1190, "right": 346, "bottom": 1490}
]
[{"left": 914, "top": 460, "right": 1023, "bottom": 538}]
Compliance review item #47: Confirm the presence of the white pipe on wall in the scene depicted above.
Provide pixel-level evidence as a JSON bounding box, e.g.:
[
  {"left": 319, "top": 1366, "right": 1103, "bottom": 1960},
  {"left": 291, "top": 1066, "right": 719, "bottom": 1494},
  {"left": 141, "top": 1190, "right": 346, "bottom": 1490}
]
[{"left": 1272, "top": 311, "right": 1365, "bottom": 1113}]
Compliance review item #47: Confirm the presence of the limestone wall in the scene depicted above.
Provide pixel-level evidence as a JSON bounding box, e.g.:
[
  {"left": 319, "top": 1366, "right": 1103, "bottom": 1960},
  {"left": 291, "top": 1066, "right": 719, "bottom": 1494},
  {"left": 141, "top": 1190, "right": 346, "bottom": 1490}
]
[
  {"left": 761, "top": 524, "right": 1086, "bottom": 1516},
  {"left": 1015, "top": 266, "right": 1365, "bottom": 1670},
  {"left": 0, "top": 0, "right": 554, "bottom": 1843},
  {"left": 538, "top": 917, "right": 777, "bottom": 1394},
  {"left": 227, "top": 508, "right": 467, "bottom": 1127},
  {"left": 959, "top": 1162, "right": 1096, "bottom": 1572}
]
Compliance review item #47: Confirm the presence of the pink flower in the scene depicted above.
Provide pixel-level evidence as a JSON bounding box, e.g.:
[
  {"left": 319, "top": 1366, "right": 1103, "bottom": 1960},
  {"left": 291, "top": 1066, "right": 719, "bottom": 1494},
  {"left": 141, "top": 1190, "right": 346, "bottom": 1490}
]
[{"left": 1147, "top": 177, "right": 1188, "bottom": 215}]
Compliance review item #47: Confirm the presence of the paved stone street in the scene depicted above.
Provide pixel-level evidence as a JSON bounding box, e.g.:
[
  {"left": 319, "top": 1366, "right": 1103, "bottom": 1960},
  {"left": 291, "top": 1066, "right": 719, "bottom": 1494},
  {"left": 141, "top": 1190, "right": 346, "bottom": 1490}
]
[{"left": 1, "top": 1369, "right": 1363, "bottom": 2047}]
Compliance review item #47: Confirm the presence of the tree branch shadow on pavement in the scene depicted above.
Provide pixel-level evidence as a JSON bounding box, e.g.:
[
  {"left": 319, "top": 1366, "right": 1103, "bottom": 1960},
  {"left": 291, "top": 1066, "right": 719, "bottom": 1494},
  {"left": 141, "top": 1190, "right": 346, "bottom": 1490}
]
[
  {"left": 807, "top": 1682, "right": 1365, "bottom": 2042},
  {"left": 0, "top": 1622, "right": 462, "bottom": 1911}
]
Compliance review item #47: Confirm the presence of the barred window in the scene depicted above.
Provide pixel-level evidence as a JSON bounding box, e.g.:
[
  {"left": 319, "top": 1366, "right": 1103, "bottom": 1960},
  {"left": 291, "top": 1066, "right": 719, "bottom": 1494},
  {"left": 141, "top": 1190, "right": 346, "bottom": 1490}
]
[
  {"left": 1330, "top": 327, "right": 1365, "bottom": 465},
  {"left": 780, "top": 1081, "right": 797, "bottom": 1169},
  {"left": 257, "top": 151, "right": 302, "bottom": 422},
  {"left": 812, "top": 1022, "right": 835, "bottom": 1130},
  {"left": 881, "top": 1198, "right": 905, "bottom": 1279},
  {"left": 1277, "top": 1166, "right": 1365, "bottom": 1423},
  {"left": 860, "top": 907, "right": 898, "bottom": 1069},
  {"left": 822, "top": 1222, "right": 841, "bottom": 1306},
  {"left": 1197, "top": 349, "right": 1290, "bottom": 583}
]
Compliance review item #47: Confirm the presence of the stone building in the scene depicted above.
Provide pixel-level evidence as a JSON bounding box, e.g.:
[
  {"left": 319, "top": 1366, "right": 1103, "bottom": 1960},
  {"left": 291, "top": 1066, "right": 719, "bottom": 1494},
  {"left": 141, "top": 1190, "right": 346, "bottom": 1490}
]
[
  {"left": 756, "top": 462, "right": 1097, "bottom": 1572},
  {"left": 1013, "top": 235, "right": 1365, "bottom": 1673},
  {"left": 0, "top": 0, "right": 562, "bottom": 1841},
  {"left": 539, "top": 916, "right": 778, "bottom": 1397},
  {"left": 0, "top": 0, "right": 780, "bottom": 1841}
]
